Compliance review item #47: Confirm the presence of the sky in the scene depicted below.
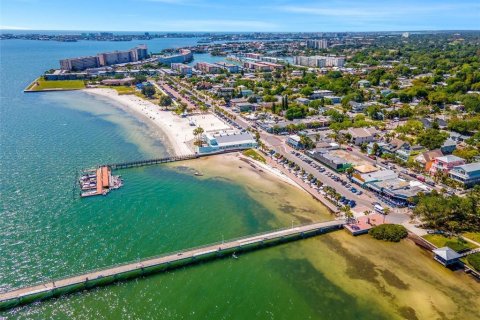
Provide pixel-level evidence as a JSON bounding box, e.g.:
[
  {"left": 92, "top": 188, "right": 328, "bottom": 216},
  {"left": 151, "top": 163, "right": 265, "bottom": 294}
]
[{"left": 1, "top": 0, "right": 479, "bottom": 32}]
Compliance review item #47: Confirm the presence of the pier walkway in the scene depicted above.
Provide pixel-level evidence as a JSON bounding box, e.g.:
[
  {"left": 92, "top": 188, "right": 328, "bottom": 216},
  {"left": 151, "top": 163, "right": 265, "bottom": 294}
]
[
  {"left": 0, "top": 219, "right": 345, "bottom": 310},
  {"left": 106, "top": 154, "right": 199, "bottom": 170}
]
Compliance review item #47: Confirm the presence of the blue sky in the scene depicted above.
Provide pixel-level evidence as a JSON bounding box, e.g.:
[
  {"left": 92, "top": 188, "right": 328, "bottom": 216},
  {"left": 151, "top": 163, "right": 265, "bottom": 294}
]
[{"left": 1, "top": 0, "right": 479, "bottom": 32}]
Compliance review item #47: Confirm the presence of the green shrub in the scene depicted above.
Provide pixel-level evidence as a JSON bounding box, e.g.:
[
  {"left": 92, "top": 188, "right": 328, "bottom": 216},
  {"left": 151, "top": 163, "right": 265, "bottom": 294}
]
[
  {"left": 369, "top": 224, "right": 408, "bottom": 242},
  {"left": 467, "top": 253, "right": 480, "bottom": 272}
]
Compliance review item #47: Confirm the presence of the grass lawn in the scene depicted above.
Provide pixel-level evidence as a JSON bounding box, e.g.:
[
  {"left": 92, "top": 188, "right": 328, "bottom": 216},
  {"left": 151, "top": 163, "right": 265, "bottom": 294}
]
[
  {"left": 466, "top": 252, "right": 480, "bottom": 271},
  {"left": 462, "top": 232, "right": 480, "bottom": 244},
  {"left": 423, "top": 234, "right": 478, "bottom": 252},
  {"left": 243, "top": 149, "right": 266, "bottom": 164},
  {"left": 97, "top": 85, "right": 137, "bottom": 95},
  {"left": 29, "top": 78, "right": 85, "bottom": 91}
]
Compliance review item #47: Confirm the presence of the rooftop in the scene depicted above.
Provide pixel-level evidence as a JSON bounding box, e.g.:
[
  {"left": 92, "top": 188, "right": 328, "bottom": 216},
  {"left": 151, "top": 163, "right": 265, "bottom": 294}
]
[
  {"left": 433, "top": 247, "right": 462, "bottom": 261},
  {"left": 436, "top": 155, "right": 465, "bottom": 163}
]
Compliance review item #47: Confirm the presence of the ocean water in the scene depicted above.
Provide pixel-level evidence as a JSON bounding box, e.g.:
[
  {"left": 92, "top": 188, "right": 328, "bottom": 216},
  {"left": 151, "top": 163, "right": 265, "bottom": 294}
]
[{"left": 1, "top": 38, "right": 480, "bottom": 320}]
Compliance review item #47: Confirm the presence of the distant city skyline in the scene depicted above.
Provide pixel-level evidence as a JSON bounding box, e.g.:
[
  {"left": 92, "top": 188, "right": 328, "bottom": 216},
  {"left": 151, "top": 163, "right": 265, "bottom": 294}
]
[{"left": 1, "top": 0, "right": 479, "bottom": 32}]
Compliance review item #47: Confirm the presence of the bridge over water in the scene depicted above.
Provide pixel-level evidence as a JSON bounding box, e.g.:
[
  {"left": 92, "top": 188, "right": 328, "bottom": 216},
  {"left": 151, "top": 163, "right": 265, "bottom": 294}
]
[{"left": 0, "top": 220, "right": 345, "bottom": 311}]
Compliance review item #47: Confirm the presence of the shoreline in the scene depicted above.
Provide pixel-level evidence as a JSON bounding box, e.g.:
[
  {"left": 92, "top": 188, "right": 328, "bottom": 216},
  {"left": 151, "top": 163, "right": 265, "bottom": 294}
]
[{"left": 82, "top": 88, "right": 194, "bottom": 157}]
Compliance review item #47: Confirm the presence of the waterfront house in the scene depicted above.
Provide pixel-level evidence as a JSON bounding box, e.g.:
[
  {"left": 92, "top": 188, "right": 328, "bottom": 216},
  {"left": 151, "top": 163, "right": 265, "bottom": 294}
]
[{"left": 449, "top": 162, "right": 480, "bottom": 188}]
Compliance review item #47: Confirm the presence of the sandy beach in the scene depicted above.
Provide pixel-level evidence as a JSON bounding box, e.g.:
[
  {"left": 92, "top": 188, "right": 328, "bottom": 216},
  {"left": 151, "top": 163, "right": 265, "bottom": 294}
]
[{"left": 83, "top": 88, "right": 195, "bottom": 156}]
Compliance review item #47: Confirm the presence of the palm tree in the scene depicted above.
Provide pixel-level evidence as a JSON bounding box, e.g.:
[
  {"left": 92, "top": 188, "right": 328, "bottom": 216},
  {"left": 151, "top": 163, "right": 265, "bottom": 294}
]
[
  {"left": 193, "top": 127, "right": 204, "bottom": 146},
  {"left": 364, "top": 210, "right": 372, "bottom": 224},
  {"left": 342, "top": 205, "right": 354, "bottom": 223},
  {"left": 383, "top": 207, "right": 391, "bottom": 223}
]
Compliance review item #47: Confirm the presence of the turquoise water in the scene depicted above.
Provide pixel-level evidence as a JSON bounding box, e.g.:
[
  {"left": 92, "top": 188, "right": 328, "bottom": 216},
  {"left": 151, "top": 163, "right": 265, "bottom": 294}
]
[{"left": 1, "top": 39, "right": 480, "bottom": 320}]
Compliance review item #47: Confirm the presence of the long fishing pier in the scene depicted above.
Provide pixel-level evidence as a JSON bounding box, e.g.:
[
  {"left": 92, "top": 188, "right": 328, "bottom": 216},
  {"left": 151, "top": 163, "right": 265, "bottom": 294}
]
[{"left": 0, "top": 219, "right": 345, "bottom": 310}]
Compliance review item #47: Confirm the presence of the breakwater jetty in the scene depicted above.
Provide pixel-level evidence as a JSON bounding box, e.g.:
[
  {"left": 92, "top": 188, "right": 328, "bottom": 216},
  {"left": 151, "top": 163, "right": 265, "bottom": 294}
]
[{"left": 0, "top": 219, "right": 345, "bottom": 311}]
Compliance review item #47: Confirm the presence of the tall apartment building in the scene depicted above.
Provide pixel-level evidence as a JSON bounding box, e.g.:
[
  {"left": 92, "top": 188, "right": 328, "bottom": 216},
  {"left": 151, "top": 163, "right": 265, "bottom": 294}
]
[
  {"left": 293, "top": 55, "right": 345, "bottom": 68},
  {"left": 306, "top": 39, "right": 328, "bottom": 49},
  {"left": 60, "top": 45, "right": 149, "bottom": 71}
]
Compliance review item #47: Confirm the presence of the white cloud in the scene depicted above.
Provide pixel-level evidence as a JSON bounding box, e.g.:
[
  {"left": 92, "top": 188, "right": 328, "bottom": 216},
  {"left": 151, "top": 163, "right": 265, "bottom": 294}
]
[
  {"left": 146, "top": 19, "right": 278, "bottom": 31},
  {"left": 0, "top": 25, "right": 31, "bottom": 30},
  {"left": 277, "top": 2, "right": 480, "bottom": 21}
]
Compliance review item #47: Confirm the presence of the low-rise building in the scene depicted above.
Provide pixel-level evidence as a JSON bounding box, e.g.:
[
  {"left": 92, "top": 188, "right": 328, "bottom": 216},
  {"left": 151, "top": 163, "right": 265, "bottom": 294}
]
[
  {"left": 100, "top": 77, "right": 135, "bottom": 86},
  {"left": 215, "top": 62, "right": 240, "bottom": 73},
  {"left": 287, "top": 135, "right": 303, "bottom": 149},
  {"left": 310, "top": 90, "right": 333, "bottom": 99},
  {"left": 198, "top": 132, "right": 258, "bottom": 154},
  {"left": 415, "top": 149, "right": 444, "bottom": 172},
  {"left": 440, "top": 138, "right": 457, "bottom": 155},
  {"left": 195, "top": 62, "right": 221, "bottom": 74},
  {"left": 349, "top": 101, "right": 365, "bottom": 113},
  {"left": 429, "top": 155, "right": 466, "bottom": 175},
  {"left": 347, "top": 127, "right": 377, "bottom": 145},
  {"left": 171, "top": 63, "right": 192, "bottom": 75},
  {"left": 310, "top": 150, "right": 352, "bottom": 172},
  {"left": 449, "top": 162, "right": 480, "bottom": 188},
  {"left": 396, "top": 145, "right": 425, "bottom": 163}
]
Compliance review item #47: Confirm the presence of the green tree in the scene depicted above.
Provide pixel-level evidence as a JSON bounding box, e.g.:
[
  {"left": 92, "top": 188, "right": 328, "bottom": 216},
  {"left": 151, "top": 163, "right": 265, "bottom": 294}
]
[
  {"left": 417, "top": 129, "right": 448, "bottom": 150},
  {"left": 159, "top": 95, "right": 173, "bottom": 106},
  {"left": 142, "top": 85, "right": 156, "bottom": 98}
]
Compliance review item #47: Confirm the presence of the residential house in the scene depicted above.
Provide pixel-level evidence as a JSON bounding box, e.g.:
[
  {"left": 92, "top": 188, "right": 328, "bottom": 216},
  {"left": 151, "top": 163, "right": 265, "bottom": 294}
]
[
  {"left": 346, "top": 127, "right": 377, "bottom": 146},
  {"left": 449, "top": 162, "right": 480, "bottom": 188},
  {"left": 396, "top": 145, "right": 425, "bottom": 163},
  {"left": 349, "top": 101, "right": 365, "bottom": 113},
  {"left": 429, "top": 155, "right": 466, "bottom": 175},
  {"left": 415, "top": 149, "right": 444, "bottom": 171},
  {"left": 296, "top": 97, "right": 310, "bottom": 105},
  {"left": 371, "top": 139, "right": 409, "bottom": 156},
  {"left": 358, "top": 80, "right": 371, "bottom": 88},
  {"left": 440, "top": 138, "right": 457, "bottom": 155}
]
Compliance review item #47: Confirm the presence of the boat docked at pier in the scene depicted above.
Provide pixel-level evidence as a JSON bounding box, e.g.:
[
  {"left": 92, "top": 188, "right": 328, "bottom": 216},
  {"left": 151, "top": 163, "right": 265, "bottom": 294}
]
[{"left": 79, "top": 166, "right": 123, "bottom": 197}]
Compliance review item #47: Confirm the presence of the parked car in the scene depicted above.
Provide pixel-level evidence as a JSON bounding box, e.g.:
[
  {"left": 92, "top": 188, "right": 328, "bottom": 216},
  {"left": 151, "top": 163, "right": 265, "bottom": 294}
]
[{"left": 346, "top": 147, "right": 353, "bottom": 151}]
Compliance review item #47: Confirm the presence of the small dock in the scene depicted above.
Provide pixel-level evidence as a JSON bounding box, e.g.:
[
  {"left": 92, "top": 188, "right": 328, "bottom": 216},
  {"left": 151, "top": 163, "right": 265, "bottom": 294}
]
[
  {"left": 79, "top": 166, "right": 123, "bottom": 197},
  {"left": 0, "top": 219, "right": 345, "bottom": 311}
]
